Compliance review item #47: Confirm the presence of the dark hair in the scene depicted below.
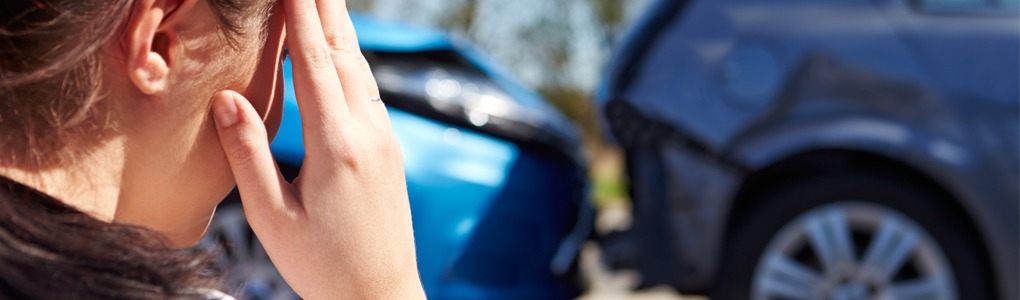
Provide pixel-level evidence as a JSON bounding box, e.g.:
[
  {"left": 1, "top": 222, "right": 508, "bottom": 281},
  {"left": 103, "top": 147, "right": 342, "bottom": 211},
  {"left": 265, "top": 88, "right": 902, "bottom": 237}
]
[
  {"left": 0, "top": 176, "right": 223, "bottom": 299},
  {"left": 0, "top": 0, "right": 274, "bottom": 168},
  {"left": 0, "top": 0, "right": 275, "bottom": 298}
]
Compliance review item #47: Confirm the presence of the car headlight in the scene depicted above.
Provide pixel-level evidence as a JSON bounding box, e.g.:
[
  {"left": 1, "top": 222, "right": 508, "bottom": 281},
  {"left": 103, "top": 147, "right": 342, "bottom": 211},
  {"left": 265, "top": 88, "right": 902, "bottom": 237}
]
[{"left": 367, "top": 50, "right": 584, "bottom": 165}]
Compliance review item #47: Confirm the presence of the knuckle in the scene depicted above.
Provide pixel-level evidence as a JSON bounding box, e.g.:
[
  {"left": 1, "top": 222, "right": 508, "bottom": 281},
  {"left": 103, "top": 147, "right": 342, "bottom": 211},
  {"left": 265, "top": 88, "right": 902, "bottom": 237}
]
[
  {"left": 351, "top": 53, "right": 372, "bottom": 72},
  {"left": 333, "top": 48, "right": 372, "bottom": 73},
  {"left": 301, "top": 47, "right": 334, "bottom": 70},
  {"left": 226, "top": 133, "right": 266, "bottom": 166},
  {"left": 327, "top": 130, "right": 365, "bottom": 169},
  {"left": 338, "top": 150, "right": 363, "bottom": 171},
  {"left": 226, "top": 142, "right": 261, "bottom": 167},
  {"left": 325, "top": 35, "right": 351, "bottom": 53},
  {"left": 326, "top": 128, "right": 402, "bottom": 172},
  {"left": 332, "top": 147, "right": 364, "bottom": 172}
]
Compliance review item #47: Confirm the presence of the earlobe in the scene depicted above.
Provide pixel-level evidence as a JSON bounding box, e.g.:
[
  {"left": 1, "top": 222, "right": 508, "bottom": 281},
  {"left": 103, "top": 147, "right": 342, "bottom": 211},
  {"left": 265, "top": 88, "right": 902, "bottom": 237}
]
[
  {"left": 132, "top": 52, "right": 170, "bottom": 95},
  {"left": 124, "top": 0, "right": 172, "bottom": 96}
]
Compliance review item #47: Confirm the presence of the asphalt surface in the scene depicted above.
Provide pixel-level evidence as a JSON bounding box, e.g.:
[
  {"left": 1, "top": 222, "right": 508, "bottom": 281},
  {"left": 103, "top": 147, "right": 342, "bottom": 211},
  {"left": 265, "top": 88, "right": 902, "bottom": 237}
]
[{"left": 575, "top": 203, "right": 704, "bottom": 300}]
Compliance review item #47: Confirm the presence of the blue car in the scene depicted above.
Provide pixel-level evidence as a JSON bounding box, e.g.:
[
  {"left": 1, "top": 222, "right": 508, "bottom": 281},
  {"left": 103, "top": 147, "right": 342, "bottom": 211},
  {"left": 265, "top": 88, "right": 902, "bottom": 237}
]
[{"left": 203, "top": 15, "right": 592, "bottom": 300}]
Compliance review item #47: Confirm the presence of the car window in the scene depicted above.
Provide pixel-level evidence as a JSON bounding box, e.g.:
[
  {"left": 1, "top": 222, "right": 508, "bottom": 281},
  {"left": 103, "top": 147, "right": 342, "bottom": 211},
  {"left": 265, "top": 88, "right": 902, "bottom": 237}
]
[{"left": 916, "top": 0, "right": 1019, "bottom": 13}]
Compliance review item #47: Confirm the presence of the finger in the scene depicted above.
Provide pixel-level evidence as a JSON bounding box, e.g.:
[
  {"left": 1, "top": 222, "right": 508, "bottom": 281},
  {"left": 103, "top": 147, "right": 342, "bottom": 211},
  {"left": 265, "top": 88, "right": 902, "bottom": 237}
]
[
  {"left": 211, "top": 91, "right": 299, "bottom": 226},
  {"left": 316, "top": 0, "right": 386, "bottom": 119},
  {"left": 317, "top": 0, "right": 359, "bottom": 52},
  {"left": 284, "top": 0, "right": 351, "bottom": 150}
]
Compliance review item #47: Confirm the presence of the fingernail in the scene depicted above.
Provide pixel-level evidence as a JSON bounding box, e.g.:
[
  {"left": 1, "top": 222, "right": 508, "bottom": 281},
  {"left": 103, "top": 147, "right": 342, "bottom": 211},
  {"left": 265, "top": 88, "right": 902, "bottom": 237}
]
[{"left": 213, "top": 92, "right": 240, "bottom": 128}]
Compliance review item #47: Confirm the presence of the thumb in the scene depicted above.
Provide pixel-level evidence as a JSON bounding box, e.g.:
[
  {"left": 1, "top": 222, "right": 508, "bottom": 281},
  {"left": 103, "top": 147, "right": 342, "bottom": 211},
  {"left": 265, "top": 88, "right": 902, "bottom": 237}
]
[{"left": 212, "top": 90, "right": 294, "bottom": 227}]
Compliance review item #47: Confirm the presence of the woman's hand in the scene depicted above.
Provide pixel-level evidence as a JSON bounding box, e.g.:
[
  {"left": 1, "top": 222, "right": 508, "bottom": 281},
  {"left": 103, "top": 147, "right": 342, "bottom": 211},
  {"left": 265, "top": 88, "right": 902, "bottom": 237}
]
[{"left": 210, "top": 0, "right": 424, "bottom": 298}]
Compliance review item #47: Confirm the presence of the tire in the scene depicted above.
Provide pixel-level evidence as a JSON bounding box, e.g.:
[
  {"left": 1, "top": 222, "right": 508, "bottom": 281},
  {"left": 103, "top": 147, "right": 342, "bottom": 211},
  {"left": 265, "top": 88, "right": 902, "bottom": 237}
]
[{"left": 712, "top": 173, "right": 994, "bottom": 300}]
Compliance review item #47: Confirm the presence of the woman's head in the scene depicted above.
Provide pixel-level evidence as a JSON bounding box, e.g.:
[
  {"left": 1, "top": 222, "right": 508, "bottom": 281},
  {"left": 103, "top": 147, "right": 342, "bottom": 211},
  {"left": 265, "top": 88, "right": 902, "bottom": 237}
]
[{"left": 1, "top": 0, "right": 287, "bottom": 244}]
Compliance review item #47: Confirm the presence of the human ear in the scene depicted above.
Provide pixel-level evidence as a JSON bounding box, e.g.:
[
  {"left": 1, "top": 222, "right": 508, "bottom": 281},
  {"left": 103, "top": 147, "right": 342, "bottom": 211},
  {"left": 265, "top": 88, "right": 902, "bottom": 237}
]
[{"left": 123, "top": 0, "right": 183, "bottom": 96}]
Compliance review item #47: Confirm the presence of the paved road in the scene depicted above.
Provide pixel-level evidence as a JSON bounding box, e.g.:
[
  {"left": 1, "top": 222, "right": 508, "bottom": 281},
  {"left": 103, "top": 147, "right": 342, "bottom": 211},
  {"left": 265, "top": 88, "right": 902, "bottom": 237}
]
[{"left": 576, "top": 203, "right": 705, "bottom": 300}]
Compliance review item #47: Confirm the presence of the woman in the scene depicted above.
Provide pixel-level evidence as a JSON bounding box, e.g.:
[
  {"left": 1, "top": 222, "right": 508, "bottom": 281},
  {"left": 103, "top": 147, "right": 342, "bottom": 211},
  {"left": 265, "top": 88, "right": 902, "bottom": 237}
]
[{"left": 0, "top": 0, "right": 425, "bottom": 298}]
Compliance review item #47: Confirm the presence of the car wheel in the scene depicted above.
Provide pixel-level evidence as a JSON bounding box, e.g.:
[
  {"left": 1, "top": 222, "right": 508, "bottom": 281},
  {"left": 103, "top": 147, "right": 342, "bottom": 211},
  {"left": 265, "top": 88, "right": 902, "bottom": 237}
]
[
  {"left": 202, "top": 203, "right": 299, "bottom": 300},
  {"left": 713, "top": 174, "right": 993, "bottom": 300}
]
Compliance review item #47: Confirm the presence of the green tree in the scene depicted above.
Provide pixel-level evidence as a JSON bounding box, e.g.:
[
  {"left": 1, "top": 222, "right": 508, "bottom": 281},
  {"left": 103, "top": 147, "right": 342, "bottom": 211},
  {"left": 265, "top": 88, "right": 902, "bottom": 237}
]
[
  {"left": 589, "top": 0, "right": 625, "bottom": 42},
  {"left": 347, "top": 0, "right": 373, "bottom": 12},
  {"left": 439, "top": 0, "right": 478, "bottom": 37}
]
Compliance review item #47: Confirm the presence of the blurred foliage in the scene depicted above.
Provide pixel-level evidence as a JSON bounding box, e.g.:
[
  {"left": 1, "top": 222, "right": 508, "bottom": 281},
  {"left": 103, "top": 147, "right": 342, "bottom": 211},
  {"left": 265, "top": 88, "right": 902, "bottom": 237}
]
[
  {"left": 537, "top": 87, "right": 602, "bottom": 147},
  {"left": 590, "top": 0, "right": 625, "bottom": 42},
  {"left": 439, "top": 0, "right": 478, "bottom": 35},
  {"left": 347, "top": 0, "right": 373, "bottom": 12},
  {"left": 591, "top": 146, "right": 628, "bottom": 208}
]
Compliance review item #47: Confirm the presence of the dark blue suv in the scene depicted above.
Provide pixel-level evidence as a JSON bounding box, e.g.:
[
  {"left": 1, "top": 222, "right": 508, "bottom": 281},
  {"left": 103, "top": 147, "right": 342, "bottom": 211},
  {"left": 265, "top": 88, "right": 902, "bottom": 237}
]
[{"left": 598, "top": 0, "right": 1018, "bottom": 299}]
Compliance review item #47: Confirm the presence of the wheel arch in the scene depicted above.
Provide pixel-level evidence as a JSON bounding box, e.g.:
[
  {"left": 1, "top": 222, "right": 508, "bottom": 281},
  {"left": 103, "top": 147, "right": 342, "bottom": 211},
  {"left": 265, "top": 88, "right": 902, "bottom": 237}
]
[
  {"left": 726, "top": 148, "right": 973, "bottom": 236},
  {"left": 721, "top": 147, "right": 999, "bottom": 297}
]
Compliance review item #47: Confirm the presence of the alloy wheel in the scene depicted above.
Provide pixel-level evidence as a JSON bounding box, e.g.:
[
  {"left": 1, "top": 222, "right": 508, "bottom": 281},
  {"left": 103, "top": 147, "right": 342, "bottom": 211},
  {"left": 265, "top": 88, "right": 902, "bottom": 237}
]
[{"left": 751, "top": 202, "right": 957, "bottom": 300}]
